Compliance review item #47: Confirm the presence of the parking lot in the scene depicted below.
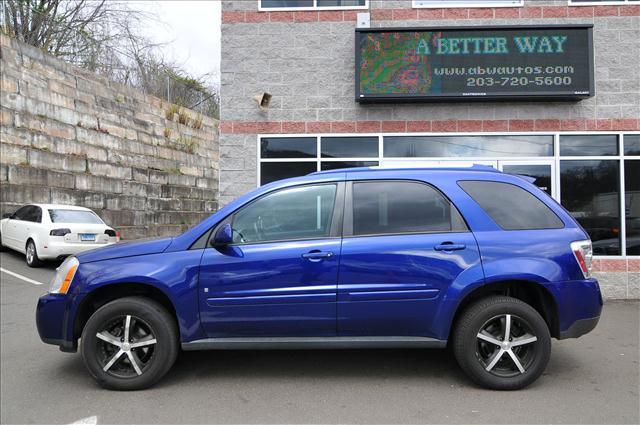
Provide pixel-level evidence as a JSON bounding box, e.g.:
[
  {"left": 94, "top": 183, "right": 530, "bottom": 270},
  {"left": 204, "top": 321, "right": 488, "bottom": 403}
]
[{"left": 0, "top": 249, "right": 638, "bottom": 425}]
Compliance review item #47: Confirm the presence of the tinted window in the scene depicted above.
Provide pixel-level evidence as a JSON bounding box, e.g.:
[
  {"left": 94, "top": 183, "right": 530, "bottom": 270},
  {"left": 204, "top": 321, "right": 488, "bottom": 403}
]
[
  {"left": 625, "top": 135, "right": 640, "bottom": 155},
  {"left": 232, "top": 184, "right": 336, "bottom": 244},
  {"left": 459, "top": 180, "right": 564, "bottom": 230},
  {"left": 23, "top": 206, "right": 42, "bottom": 223},
  {"left": 625, "top": 160, "right": 640, "bottom": 255},
  {"left": 317, "top": 0, "right": 365, "bottom": 5},
  {"left": 560, "top": 160, "right": 620, "bottom": 255},
  {"left": 12, "top": 206, "right": 30, "bottom": 221},
  {"left": 261, "top": 137, "right": 316, "bottom": 159},
  {"left": 49, "top": 210, "right": 103, "bottom": 224},
  {"left": 321, "top": 161, "right": 378, "bottom": 171},
  {"left": 352, "top": 181, "right": 467, "bottom": 236},
  {"left": 260, "top": 162, "right": 317, "bottom": 185},
  {"left": 560, "top": 135, "right": 618, "bottom": 156},
  {"left": 384, "top": 135, "right": 553, "bottom": 158},
  {"left": 321, "top": 137, "right": 378, "bottom": 158}
]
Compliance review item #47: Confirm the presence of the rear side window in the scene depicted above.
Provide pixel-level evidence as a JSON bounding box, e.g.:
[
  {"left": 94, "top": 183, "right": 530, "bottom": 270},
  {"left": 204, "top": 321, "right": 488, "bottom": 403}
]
[
  {"left": 458, "top": 180, "right": 564, "bottom": 230},
  {"left": 351, "top": 181, "right": 467, "bottom": 236}
]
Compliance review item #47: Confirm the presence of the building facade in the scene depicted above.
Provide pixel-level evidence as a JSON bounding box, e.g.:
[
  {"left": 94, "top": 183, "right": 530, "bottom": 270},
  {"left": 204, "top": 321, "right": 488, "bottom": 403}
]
[{"left": 220, "top": 0, "right": 639, "bottom": 299}]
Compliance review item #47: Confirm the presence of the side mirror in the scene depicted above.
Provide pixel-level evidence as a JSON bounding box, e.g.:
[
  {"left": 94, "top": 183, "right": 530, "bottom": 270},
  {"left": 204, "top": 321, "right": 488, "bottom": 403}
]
[
  {"left": 2, "top": 213, "right": 12, "bottom": 219},
  {"left": 212, "top": 223, "right": 233, "bottom": 246}
]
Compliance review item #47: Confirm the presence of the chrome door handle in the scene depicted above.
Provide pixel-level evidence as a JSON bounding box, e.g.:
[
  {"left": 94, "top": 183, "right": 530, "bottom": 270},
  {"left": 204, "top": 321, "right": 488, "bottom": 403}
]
[{"left": 434, "top": 243, "right": 466, "bottom": 251}]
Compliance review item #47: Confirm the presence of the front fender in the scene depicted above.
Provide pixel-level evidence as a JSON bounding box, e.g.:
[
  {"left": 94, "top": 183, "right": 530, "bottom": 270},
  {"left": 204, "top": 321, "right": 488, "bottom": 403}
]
[{"left": 70, "top": 249, "right": 206, "bottom": 342}]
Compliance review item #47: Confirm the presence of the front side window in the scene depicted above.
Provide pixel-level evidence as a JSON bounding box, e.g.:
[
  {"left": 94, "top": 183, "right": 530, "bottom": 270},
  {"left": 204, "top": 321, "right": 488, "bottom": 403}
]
[
  {"left": 49, "top": 209, "right": 104, "bottom": 224},
  {"left": 232, "top": 184, "right": 337, "bottom": 244},
  {"left": 459, "top": 180, "right": 564, "bottom": 230},
  {"left": 260, "top": 0, "right": 366, "bottom": 10},
  {"left": 413, "top": 0, "right": 524, "bottom": 8},
  {"left": 351, "top": 181, "right": 467, "bottom": 236}
]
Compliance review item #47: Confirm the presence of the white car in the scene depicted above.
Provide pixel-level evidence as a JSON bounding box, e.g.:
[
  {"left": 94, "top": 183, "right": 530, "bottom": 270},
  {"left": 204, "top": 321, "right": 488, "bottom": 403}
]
[{"left": 0, "top": 204, "right": 119, "bottom": 267}]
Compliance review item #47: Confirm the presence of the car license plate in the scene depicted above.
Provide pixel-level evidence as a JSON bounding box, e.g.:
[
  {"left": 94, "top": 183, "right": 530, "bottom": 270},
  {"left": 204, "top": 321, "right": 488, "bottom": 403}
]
[{"left": 79, "top": 233, "right": 96, "bottom": 241}]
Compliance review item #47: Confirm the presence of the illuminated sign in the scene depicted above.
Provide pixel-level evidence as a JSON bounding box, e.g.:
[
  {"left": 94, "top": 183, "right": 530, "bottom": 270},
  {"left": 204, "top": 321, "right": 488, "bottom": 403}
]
[{"left": 356, "top": 25, "right": 594, "bottom": 102}]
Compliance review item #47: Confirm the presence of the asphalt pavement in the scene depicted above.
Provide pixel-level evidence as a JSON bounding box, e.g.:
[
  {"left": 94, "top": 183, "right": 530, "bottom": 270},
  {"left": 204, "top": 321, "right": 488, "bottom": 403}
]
[{"left": 1, "top": 249, "right": 639, "bottom": 424}]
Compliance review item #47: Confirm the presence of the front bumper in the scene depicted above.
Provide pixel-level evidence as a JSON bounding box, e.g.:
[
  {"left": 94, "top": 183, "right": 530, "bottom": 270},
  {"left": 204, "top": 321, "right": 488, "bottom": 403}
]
[{"left": 36, "top": 293, "right": 77, "bottom": 352}]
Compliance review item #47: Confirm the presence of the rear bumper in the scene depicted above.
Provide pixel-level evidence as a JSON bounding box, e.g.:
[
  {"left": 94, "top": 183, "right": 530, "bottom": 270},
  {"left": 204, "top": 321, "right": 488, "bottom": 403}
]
[
  {"left": 39, "top": 241, "right": 115, "bottom": 260},
  {"left": 559, "top": 315, "right": 600, "bottom": 339},
  {"left": 36, "top": 293, "right": 77, "bottom": 352},
  {"left": 544, "top": 278, "right": 603, "bottom": 340}
]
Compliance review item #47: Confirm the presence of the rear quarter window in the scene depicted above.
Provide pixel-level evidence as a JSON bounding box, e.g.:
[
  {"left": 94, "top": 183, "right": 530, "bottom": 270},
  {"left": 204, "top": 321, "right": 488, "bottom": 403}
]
[{"left": 458, "top": 180, "right": 564, "bottom": 230}]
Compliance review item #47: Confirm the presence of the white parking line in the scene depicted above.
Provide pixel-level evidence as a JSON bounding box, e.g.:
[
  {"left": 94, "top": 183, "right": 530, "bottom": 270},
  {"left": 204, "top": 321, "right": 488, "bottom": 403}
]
[{"left": 0, "top": 268, "right": 45, "bottom": 285}]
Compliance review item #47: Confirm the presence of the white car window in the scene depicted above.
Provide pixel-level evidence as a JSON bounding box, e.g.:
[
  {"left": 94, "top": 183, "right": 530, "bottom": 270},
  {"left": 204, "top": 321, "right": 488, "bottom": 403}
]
[{"left": 48, "top": 209, "right": 104, "bottom": 224}]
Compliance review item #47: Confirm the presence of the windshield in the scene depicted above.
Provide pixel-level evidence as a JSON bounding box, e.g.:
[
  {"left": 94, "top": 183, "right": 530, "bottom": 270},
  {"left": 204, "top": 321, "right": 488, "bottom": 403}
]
[{"left": 48, "top": 209, "right": 104, "bottom": 224}]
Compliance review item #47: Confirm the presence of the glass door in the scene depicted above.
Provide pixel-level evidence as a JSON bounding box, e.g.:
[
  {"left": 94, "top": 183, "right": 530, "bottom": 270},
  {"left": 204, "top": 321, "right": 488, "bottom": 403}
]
[{"left": 498, "top": 160, "right": 556, "bottom": 199}]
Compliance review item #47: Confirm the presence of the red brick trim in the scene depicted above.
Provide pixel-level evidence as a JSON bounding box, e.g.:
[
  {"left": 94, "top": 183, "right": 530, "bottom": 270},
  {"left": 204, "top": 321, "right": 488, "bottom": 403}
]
[
  {"left": 223, "top": 5, "right": 640, "bottom": 24},
  {"left": 593, "top": 259, "right": 640, "bottom": 273},
  {"left": 220, "top": 119, "right": 640, "bottom": 134}
]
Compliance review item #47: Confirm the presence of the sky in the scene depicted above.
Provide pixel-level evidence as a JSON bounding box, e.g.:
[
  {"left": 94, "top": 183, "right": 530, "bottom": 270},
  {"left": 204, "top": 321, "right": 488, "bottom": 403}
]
[{"left": 133, "top": 1, "right": 222, "bottom": 86}]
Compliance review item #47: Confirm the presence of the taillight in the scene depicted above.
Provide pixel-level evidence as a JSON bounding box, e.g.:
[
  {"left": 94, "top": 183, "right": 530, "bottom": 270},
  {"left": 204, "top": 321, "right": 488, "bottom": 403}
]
[
  {"left": 50, "top": 228, "right": 71, "bottom": 236},
  {"left": 571, "top": 240, "right": 593, "bottom": 279}
]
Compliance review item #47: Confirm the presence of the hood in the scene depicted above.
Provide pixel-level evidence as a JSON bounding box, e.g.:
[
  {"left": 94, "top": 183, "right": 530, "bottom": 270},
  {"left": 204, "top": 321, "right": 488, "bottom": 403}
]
[{"left": 75, "top": 237, "right": 173, "bottom": 264}]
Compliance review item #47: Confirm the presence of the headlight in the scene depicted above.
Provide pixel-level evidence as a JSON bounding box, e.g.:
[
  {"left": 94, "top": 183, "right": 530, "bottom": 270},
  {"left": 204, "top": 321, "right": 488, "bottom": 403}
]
[{"left": 50, "top": 257, "right": 79, "bottom": 294}]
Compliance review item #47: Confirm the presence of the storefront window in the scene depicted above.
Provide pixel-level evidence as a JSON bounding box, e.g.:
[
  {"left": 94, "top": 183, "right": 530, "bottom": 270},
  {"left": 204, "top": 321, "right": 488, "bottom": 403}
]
[
  {"left": 260, "top": 0, "right": 366, "bottom": 9},
  {"left": 260, "top": 162, "right": 317, "bottom": 185},
  {"left": 261, "top": 137, "right": 316, "bottom": 159},
  {"left": 257, "top": 132, "right": 637, "bottom": 256},
  {"left": 321, "top": 137, "right": 378, "bottom": 158},
  {"left": 625, "top": 160, "right": 640, "bottom": 255},
  {"left": 413, "top": 0, "right": 523, "bottom": 8},
  {"left": 321, "top": 161, "right": 378, "bottom": 171},
  {"left": 384, "top": 135, "right": 553, "bottom": 158},
  {"left": 561, "top": 160, "right": 621, "bottom": 255},
  {"left": 560, "top": 135, "right": 618, "bottom": 156},
  {"left": 624, "top": 135, "right": 640, "bottom": 156}
]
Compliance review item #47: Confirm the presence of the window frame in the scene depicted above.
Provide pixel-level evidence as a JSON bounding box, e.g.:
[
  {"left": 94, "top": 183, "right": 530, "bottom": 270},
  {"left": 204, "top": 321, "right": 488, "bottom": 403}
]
[
  {"left": 343, "top": 179, "right": 469, "bottom": 238},
  {"left": 212, "top": 182, "right": 346, "bottom": 247},
  {"left": 568, "top": 0, "right": 638, "bottom": 6},
  {"left": 412, "top": 0, "right": 524, "bottom": 8},
  {"left": 258, "top": 0, "right": 369, "bottom": 12}
]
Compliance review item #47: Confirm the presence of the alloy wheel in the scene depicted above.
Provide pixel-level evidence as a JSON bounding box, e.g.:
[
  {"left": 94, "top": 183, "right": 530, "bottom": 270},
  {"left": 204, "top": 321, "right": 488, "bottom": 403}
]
[
  {"left": 26, "top": 243, "right": 35, "bottom": 264},
  {"left": 476, "top": 314, "right": 538, "bottom": 377},
  {"left": 96, "top": 314, "right": 157, "bottom": 378}
]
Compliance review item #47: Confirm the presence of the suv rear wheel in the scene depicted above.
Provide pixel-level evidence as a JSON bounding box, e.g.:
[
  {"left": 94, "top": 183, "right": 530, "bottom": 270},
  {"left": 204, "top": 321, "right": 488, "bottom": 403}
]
[
  {"left": 453, "top": 295, "right": 551, "bottom": 390},
  {"left": 80, "top": 297, "right": 178, "bottom": 390}
]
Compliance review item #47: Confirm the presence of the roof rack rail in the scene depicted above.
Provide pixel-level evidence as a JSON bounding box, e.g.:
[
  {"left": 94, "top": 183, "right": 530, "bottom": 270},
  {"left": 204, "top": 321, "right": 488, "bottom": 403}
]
[{"left": 310, "top": 164, "right": 502, "bottom": 175}]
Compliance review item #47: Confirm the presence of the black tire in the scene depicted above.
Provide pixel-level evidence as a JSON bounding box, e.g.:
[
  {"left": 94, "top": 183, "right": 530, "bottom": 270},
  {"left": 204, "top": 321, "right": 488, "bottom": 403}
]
[
  {"left": 0, "top": 232, "right": 5, "bottom": 252},
  {"left": 80, "top": 296, "right": 179, "bottom": 391},
  {"left": 25, "top": 239, "right": 44, "bottom": 267},
  {"left": 453, "top": 296, "right": 551, "bottom": 390}
]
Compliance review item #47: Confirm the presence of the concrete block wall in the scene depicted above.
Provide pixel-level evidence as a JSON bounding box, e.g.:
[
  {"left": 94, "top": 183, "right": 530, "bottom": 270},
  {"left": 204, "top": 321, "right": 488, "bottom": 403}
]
[
  {"left": 0, "top": 34, "right": 219, "bottom": 239},
  {"left": 219, "top": 0, "right": 640, "bottom": 205}
]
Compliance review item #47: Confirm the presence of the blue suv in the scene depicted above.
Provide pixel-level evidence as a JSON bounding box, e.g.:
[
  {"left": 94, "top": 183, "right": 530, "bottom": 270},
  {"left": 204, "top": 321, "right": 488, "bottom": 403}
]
[{"left": 36, "top": 166, "right": 602, "bottom": 390}]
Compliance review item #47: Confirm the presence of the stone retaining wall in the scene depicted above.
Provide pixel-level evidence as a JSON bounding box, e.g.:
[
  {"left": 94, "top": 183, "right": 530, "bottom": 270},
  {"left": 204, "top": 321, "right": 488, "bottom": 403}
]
[{"left": 0, "top": 34, "right": 219, "bottom": 239}]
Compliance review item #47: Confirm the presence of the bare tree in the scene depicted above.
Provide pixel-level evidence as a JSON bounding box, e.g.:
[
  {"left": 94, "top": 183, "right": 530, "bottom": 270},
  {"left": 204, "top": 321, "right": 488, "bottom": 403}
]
[{"left": 0, "top": 0, "right": 219, "bottom": 118}]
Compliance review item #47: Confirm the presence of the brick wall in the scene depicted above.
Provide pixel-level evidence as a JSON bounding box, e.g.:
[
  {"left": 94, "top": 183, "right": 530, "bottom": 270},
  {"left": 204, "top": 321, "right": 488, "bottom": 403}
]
[
  {"left": 219, "top": 0, "right": 639, "bottom": 205},
  {"left": 0, "top": 35, "right": 219, "bottom": 239}
]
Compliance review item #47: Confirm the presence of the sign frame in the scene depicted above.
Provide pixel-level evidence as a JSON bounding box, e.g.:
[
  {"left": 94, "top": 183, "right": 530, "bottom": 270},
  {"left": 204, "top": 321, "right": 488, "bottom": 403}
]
[{"left": 355, "top": 24, "right": 595, "bottom": 103}]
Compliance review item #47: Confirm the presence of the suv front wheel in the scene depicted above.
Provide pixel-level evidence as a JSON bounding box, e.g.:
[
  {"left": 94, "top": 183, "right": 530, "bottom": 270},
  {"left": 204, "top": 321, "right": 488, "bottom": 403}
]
[
  {"left": 453, "top": 296, "right": 551, "bottom": 390},
  {"left": 80, "top": 297, "right": 178, "bottom": 390}
]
